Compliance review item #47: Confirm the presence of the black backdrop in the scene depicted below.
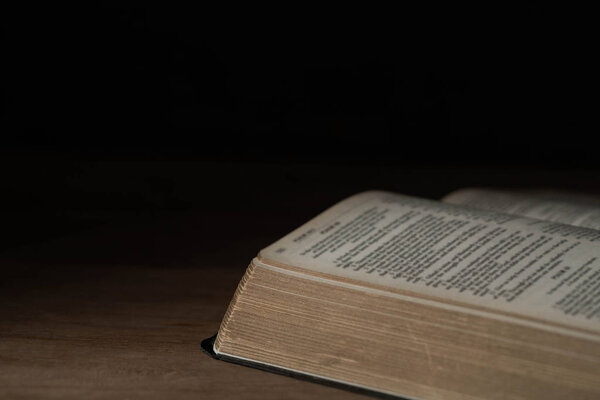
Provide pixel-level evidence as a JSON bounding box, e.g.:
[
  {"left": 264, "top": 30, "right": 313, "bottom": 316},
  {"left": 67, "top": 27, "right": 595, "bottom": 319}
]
[{"left": 2, "top": 5, "right": 598, "bottom": 255}]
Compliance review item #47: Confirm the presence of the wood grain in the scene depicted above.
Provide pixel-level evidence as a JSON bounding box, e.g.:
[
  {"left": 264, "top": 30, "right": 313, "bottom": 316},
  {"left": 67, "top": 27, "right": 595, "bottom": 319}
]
[{"left": 0, "top": 233, "right": 367, "bottom": 399}]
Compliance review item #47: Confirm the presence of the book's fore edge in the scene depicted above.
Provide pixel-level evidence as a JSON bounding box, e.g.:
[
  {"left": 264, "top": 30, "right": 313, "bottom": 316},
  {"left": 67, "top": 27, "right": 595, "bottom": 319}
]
[
  {"left": 252, "top": 256, "right": 600, "bottom": 341},
  {"left": 213, "top": 262, "right": 256, "bottom": 352},
  {"left": 201, "top": 334, "right": 409, "bottom": 400}
]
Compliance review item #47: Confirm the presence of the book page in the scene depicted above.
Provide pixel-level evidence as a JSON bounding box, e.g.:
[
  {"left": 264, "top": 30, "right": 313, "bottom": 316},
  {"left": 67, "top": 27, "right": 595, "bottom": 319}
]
[
  {"left": 443, "top": 188, "right": 600, "bottom": 230},
  {"left": 259, "top": 191, "right": 600, "bottom": 333}
]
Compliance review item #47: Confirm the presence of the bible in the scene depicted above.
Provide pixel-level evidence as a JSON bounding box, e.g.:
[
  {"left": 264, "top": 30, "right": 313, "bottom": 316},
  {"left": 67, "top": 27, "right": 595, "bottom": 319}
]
[{"left": 204, "top": 189, "right": 600, "bottom": 400}]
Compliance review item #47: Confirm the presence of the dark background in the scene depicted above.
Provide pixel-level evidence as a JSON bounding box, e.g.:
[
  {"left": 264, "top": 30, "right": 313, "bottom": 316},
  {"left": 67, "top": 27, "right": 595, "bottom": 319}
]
[{"left": 1, "top": 5, "right": 598, "bottom": 260}]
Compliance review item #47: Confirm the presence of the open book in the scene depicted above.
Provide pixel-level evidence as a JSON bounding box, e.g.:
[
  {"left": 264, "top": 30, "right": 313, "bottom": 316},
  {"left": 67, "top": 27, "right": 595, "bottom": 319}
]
[{"left": 204, "top": 189, "right": 600, "bottom": 400}]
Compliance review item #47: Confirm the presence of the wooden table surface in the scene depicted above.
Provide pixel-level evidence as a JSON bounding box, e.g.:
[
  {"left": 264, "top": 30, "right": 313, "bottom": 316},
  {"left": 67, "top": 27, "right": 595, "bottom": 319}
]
[{"left": 0, "top": 210, "right": 370, "bottom": 399}]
